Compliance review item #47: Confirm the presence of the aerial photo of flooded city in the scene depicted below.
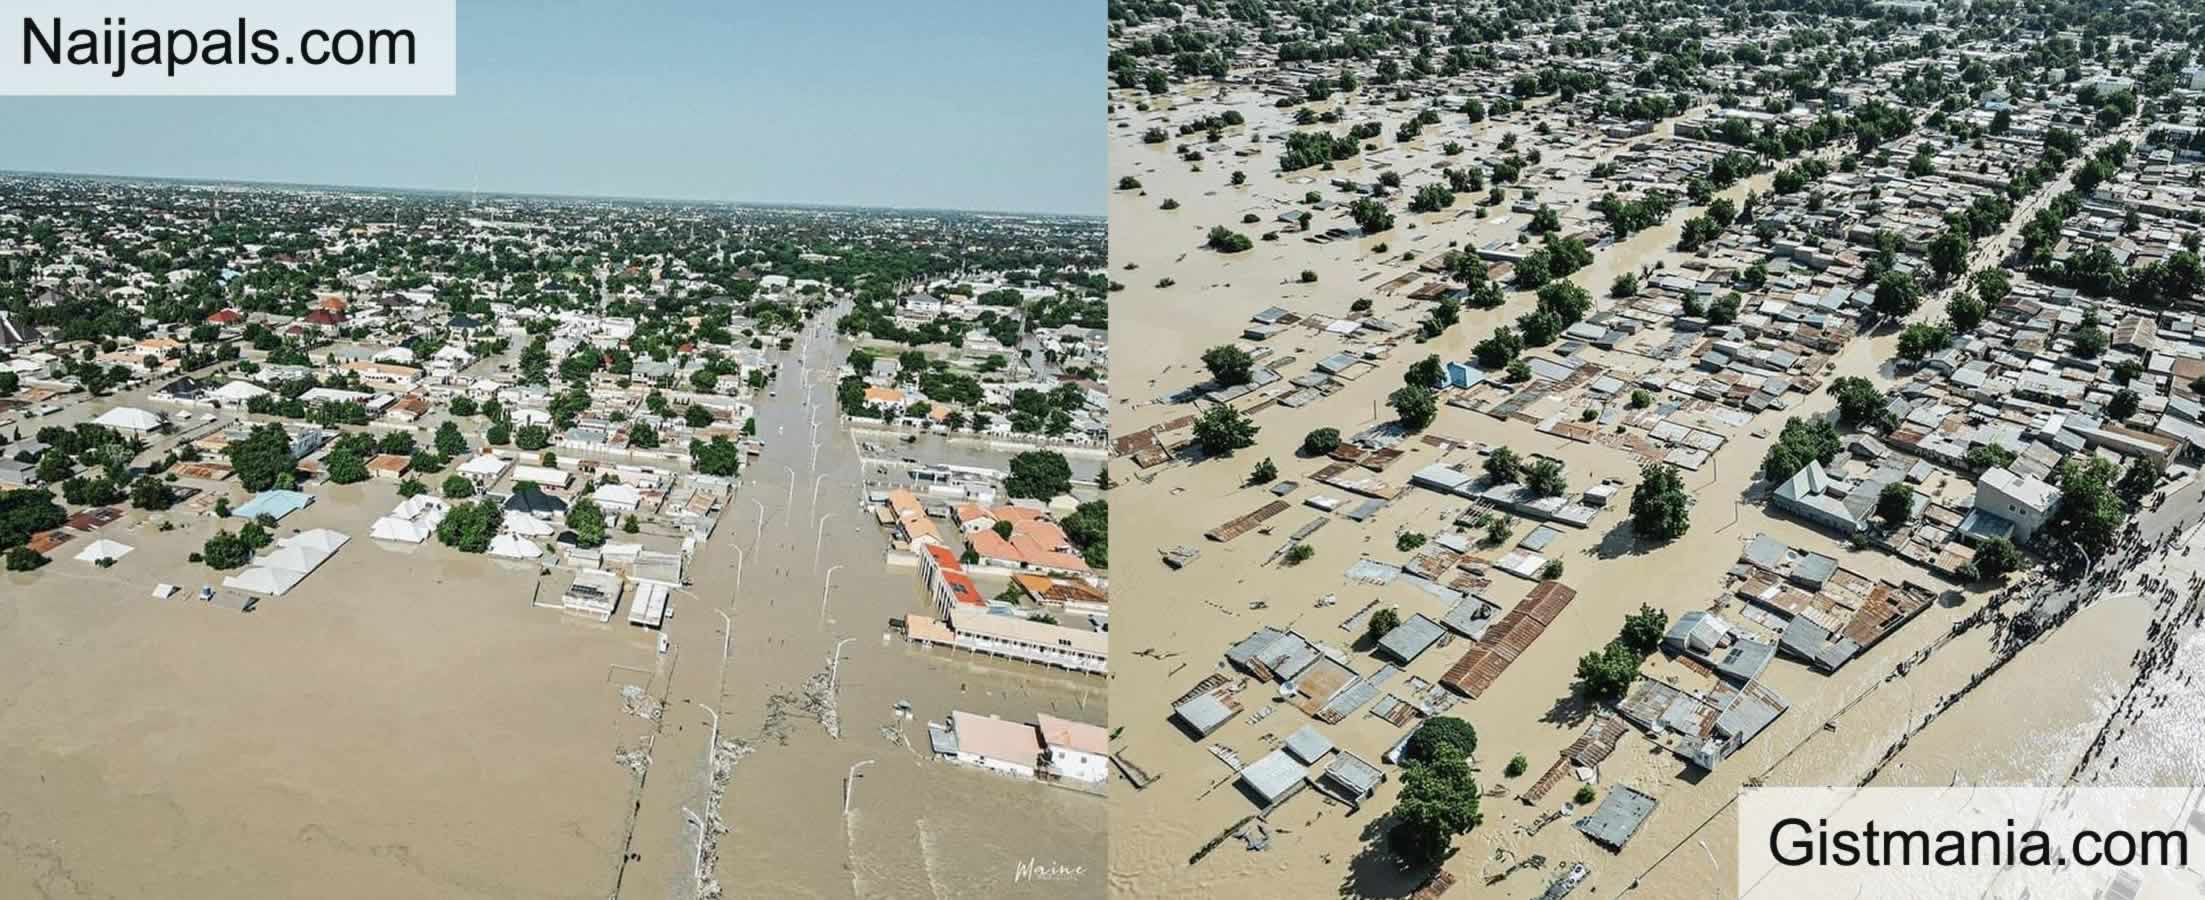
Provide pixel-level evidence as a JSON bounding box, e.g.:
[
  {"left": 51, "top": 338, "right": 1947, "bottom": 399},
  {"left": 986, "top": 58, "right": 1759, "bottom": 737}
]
[
  {"left": 0, "top": 3, "right": 1107, "bottom": 900},
  {"left": 1105, "top": 0, "right": 2205, "bottom": 898}
]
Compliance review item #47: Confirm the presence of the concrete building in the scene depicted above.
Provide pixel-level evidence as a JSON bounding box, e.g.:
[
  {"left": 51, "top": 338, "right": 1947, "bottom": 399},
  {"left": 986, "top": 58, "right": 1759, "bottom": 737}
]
[
  {"left": 1036, "top": 713, "right": 1109, "bottom": 785},
  {"left": 1975, "top": 466, "right": 2059, "bottom": 541}
]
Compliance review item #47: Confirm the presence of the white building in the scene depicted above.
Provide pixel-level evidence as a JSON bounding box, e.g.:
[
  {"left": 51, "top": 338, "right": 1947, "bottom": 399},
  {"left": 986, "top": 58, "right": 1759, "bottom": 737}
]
[
  {"left": 1976, "top": 466, "right": 2060, "bottom": 541},
  {"left": 1036, "top": 713, "right": 1109, "bottom": 784},
  {"left": 945, "top": 711, "right": 1040, "bottom": 779}
]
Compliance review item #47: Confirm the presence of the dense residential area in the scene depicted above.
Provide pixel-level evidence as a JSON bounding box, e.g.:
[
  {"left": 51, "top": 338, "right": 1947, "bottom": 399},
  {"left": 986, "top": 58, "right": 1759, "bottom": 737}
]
[
  {"left": 1106, "top": 0, "right": 2205, "bottom": 897},
  {"left": 0, "top": 174, "right": 1111, "bottom": 897}
]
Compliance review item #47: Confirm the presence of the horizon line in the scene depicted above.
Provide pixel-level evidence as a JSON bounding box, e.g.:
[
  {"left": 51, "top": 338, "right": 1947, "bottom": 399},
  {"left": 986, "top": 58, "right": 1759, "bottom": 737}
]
[{"left": 0, "top": 167, "right": 1106, "bottom": 221}]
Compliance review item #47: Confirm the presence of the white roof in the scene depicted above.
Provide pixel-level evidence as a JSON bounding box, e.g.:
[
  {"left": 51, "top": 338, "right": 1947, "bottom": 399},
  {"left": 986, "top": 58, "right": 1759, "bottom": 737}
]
[
  {"left": 627, "top": 580, "right": 671, "bottom": 627},
  {"left": 459, "top": 454, "right": 512, "bottom": 476},
  {"left": 210, "top": 381, "right": 270, "bottom": 402},
  {"left": 223, "top": 529, "right": 347, "bottom": 596},
  {"left": 223, "top": 566, "right": 306, "bottom": 596},
  {"left": 488, "top": 534, "right": 542, "bottom": 560},
  {"left": 370, "top": 517, "right": 435, "bottom": 543},
  {"left": 1981, "top": 466, "right": 2058, "bottom": 511},
  {"left": 151, "top": 583, "right": 178, "bottom": 599},
  {"left": 284, "top": 529, "right": 351, "bottom": 555},
  {"left": 512, "top": 465, "right": 569, "bottom": 485},
  {"left": 502, "top": 511, "right": 556, "bottom": 536},
  {"left": 593, "top": 484, "right": 644, "bottom": 506},
  {"left": 259, "top": 545, "right": 321, "bottom": 573},
  {"left": 90, "top": 406, "right": 164, "bottom": 431},
  {"left": 387, "top": 495, "right": 450, "bottom": 521},
  {"left": 73, "top": 538, "right": 133, "bottom": 563}
]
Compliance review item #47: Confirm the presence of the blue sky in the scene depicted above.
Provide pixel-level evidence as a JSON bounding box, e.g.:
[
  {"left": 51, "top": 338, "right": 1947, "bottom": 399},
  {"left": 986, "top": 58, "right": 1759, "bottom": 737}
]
[{"left": 3, "top": 0, "right": 1099, "bottom": 215}]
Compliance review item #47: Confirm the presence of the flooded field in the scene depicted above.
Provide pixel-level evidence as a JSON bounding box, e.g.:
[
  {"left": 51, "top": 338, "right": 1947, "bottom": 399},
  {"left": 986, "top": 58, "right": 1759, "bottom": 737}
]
[{"left": 0, "top": 479, "right": 647, "bottom": 899}]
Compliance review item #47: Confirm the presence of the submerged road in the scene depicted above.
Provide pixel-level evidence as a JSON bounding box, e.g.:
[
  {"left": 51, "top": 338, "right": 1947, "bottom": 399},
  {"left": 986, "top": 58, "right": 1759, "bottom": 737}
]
[{"left": 630, "top": 308, "right": 1106, "bottom": 899}]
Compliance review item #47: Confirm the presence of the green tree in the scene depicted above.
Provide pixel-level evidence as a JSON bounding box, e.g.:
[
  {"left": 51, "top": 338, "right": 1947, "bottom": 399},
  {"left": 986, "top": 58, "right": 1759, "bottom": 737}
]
[
  {"left": 1301, "top": 427, "right": 1341, "bottom": 456},
  {"left": 201, "top": 529, "right": 252, "bottom": 570},
  {"left": 1948, "top": 294, "right": 1988, "bottom": 333},
  {"left": 1873, "top": 271, "right": 1922, "bottom": 319},
  {"left": 1350, "top": 198, "right": 1394, "bottom": 233},
  {"left": 1485, "top": 446, "right": 1521, "bottom": 483},
  {"left": 1761, "top": 417, "right": 1842, "bottom": 482},
  {"left": 1629, "top": 463, "right": 1691, "bottom": 540},
  {"left": 1897, "top": 323, "right": 1952, "bottom": 362},
  {"left": 435, "top": 498, "right": 500, "bottom": 553},
  {"left": 1404, "top": 716, "right": 1479, "bottom": 766},
  {"left": 1205, "top": 226, "right": 1253, "bottom": 253},
  {"left": 1406, "top": 354, "right": 1443, "bottom": 389},
  {"left": 567, "top": 498, "right": 608, "bottom": 549},
  {"left": 515, "top": 424, "right": 551, "bottom": 451},
  {"left": 1878, "top": 482, "right": 1915, "bottom": 525},
  {"left": 1619, "top": 604, "right": 1669, "bottom": 655},
  {"left": 2049, "top": 456, "right": 2127, "bottom": 559},
  {"left": 2108, "top": 388, "right": 2140, "bottom": 420},
  {"left": 1974, "top": 536, "right": 2024, "bottom": 580},
  {"left": 1192, "top": 404, "right": 1259, "bottom": 456},
  {"left": 1006, "top": 450, "right": 1074, "bottom": 499},
  {"left": 627, "top": 421, "right": 660, "bottom": 449},
  {"left": 1248, "top": 458, "right": 1278, "bottom": 485},
  {"left": 1201, "top": 344, "right": 1254, "bottom": 387},
  {"left": 1387, "top": 752, "right": 1482, "bottom": 866},
  {"left": 1366, "top": 607, "right": 1402, "bottom": 643},
  {"left": 443, "top": 474, "right": 475, "bottom": 498},
  {"left": 1575, "top": 641, "right": 1640, "bottom": 699},
  {"left": 226, "top": 422, "right": 296, "bottom": 492},
  {"left": 690, "top": 436, "right": 744, "bottom": 477},
  {"left": 435, "top": 421, "right": 468, "bottom": 457},
  {"left": 324, "top": 449, "right": 369, "bottom": 485},
  {"left": 1063, "top": 499, "right": 1108, "bottom": 569},
  {"left": 1525, "top": 458, "right": 1567, "bottom": 497},
  {"left": 1390, "top": 385, "right": 1438, "bottom": 431},
  {"left": 4, "top": 545, "right": 45, "bottom": 571},
  {"left": 2117, "top": 457, "right": 2163, "bottom": 508},
  {"left": 128, "top": 475, "right": 177, "bottom": 511},
  {"left": 1829, "top": 376, "right": 1889, "bottom": 428},
  {"left": 1965, "top": 444, "right": 2017, "bottom": 471}
]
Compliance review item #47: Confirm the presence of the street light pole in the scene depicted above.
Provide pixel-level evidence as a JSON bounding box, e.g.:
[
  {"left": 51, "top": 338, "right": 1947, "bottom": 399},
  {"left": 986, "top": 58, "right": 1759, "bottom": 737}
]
[
  {"left": 1698, "top": 839, "right": 1719, "bottom": 900},
  {"left": 829, "top": 636, "right": 856, "bottom": 710},
  {"left": 748, "top": 498, "right": 767, "bottom": 554},
  {"left": 814, "top": 513, "right": 835, "bottom": 572},
  {"left": 683, "top": 807, "right": 706, "bottom": 894},
  {"left": 714, "top": 609, "right": 732, "bottom": 687},
  {"left": 820, "top": 564, "right": 844, "bottom": 629},
  {"left": 784, "top": 465, "right": 796, "bottom": 512},
  {"left": 727, "top": 545, "right": 744, "bottom": 609},
  {"left": 844, "top": 759, "right": 876, "bottom": 815}
]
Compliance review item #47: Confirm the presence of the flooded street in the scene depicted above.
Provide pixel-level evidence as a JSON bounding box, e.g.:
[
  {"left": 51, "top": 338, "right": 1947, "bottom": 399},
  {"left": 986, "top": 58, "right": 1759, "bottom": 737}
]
[{"left": 686, "top": 314, "right": 1107, "bottom": 899}]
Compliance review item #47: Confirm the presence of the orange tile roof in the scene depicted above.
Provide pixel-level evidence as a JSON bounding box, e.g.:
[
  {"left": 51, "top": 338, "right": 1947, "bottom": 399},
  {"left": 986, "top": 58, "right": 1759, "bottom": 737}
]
[
  {"left": 923, "top": 543, "right": 963, "bottom": 572},
  {"left": 943, "top": 571, "right": 985, "bottom": 608}
]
